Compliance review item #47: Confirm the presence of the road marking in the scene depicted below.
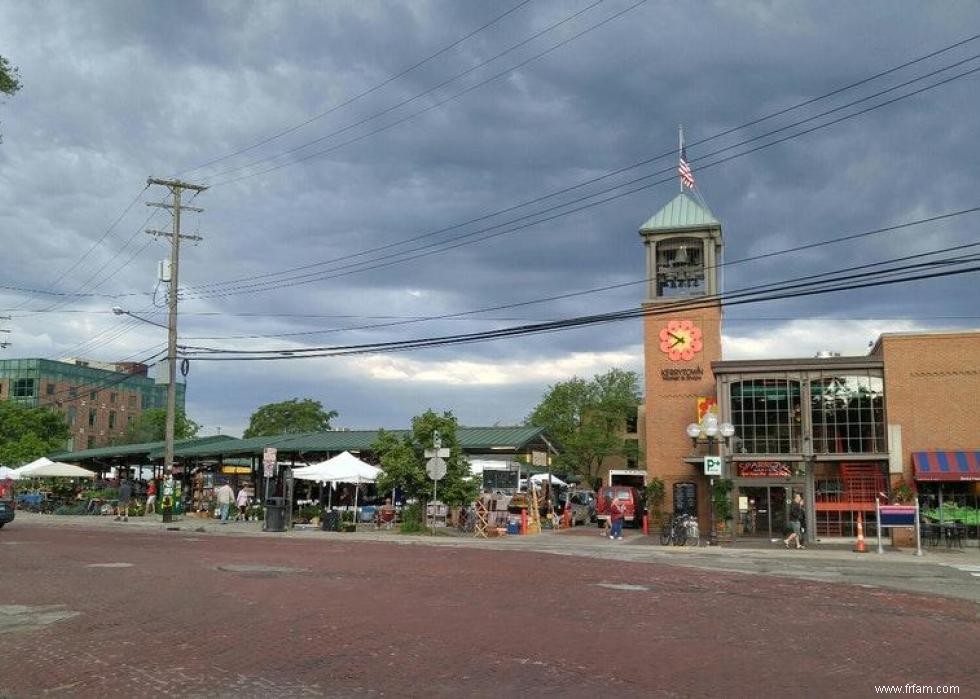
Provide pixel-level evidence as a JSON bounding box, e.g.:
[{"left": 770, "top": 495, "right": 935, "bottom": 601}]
[
  {"left": 84, "top": 562, "right": 133, "bottom": 568},
  {"left": 596, "top": 583, "right": 649, "bottom": 591},
  {"left": 944, "top": 563, "right": 980, "bottom": 578}
]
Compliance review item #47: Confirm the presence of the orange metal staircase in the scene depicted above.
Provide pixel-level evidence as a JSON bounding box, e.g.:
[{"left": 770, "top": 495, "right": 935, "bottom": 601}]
[{"left": 815, "top": 463, "right": 887, "bottom": 536}]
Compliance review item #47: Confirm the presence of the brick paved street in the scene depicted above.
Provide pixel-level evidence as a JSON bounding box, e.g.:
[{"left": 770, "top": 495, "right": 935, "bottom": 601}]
[{"left": 1, "top": 521, "right": 977, "bottom": 698}]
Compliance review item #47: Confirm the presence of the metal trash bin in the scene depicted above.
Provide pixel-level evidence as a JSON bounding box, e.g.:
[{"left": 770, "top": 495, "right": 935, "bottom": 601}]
[
  {"left": 321, "top": 509, "right": 340, "bottom": 532},
  {"left": 264, "top": 497, "right": 286, "bottom": 532}
]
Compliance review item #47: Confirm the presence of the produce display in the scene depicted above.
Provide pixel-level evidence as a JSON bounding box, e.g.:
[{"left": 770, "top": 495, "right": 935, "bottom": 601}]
[{"left": 923, "top": 504, "right": 980, "bottom": 525}]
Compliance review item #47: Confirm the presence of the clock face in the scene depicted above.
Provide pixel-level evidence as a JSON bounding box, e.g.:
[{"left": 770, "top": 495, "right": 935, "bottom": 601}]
[{"left": 658, "top": 319, "right": 703, "bottom": 361}]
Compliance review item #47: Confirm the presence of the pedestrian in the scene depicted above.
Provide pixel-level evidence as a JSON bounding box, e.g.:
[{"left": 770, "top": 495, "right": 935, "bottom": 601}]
[
  {"left": 600, "top": 493, "right": 612, "bottom": 537},
  {"left": 116, "top": 478, "right": 132, "bottom": 522},
  {"left": 784, "top": 492, "right": 805, "bottom": 549},
  {"left": 235, "top": 485, "right": 249, "bottom": 521},
  {"left": 145, "top": 479, "right": 157, "bottom": 515},
  {"left": 609, "top": 496, "right": 625, "bottom": 541},
  {"left": 216, "top": 481, "right": 235, "bottom": 523}
]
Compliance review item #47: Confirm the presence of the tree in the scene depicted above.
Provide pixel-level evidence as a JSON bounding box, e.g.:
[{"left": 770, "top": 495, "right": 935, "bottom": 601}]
[
  {"left": 243, "top": 398, "right": 338, "bottom": 438},
  {"left": 0, "top": 54, "right": 21, "bottom": 143},
  {"left": 0, "top": 402, "right": 69, "bottom": 465},
  {"left": 115, "top": 408, "right": 200, "bottom": 445},
  {"left": 526, "top": 368, "right": 641, "bottom": 482},
  {"left": 373, "top": 409, "right": 478, "bottom": 506}
]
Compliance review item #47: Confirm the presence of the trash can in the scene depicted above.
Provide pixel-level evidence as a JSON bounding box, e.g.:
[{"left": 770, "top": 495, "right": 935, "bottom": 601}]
[
  {"left": 264, "top": 497, "right": 286, "bottom": 532},
  {"left": 321, "top": 509, "right": 340, "bottom": 532}
]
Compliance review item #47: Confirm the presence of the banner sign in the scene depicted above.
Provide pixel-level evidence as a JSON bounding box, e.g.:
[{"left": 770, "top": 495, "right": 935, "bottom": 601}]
[
  {"left": 263, "top": 447, "right": 277, "bottom": 478},
  {"left": 879, "top": 505, "right": 916, "bottom": 527},
  {"left": 696, "top": 397, "right": 718, "bottom": 423},
  {"left": 737, "top": 461, "right": 792, "bottom": 478}
]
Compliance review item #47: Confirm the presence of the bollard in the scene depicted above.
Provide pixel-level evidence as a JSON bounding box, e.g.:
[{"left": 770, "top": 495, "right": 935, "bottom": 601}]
[
  {"left": 853, "top": 511, "right": 867, "bottom": 553},
  {"left": 643, "top": 514, "right": 649, "bottom": 536},
  {"left": 521, "top": 509, "right": 527, "bottom": 535}
]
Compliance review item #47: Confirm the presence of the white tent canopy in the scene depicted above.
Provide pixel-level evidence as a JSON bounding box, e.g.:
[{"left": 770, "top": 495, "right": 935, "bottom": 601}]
[
  {"left": 529, "top": 472, "right": 567, "bottom": 487},
  {"left": 0, "top": 466, "right": 17, "bottom": 479},
  {"left": 292, "top": 451, "right": 380, "bottom": 484},
  {"left": 12, "top": 457, "right": 96, "bottom": 479},
  {"left": 292, "top": 452, "right": 381, "bottom": 531}
]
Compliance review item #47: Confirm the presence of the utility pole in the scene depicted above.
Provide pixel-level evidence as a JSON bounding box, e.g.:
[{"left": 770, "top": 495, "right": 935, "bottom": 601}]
[
  {"left": 146, "top": 177, "right": 207, "bottom": 485},
  {"left": 0, "top": 315, "right": 10, "bottom": 349}
]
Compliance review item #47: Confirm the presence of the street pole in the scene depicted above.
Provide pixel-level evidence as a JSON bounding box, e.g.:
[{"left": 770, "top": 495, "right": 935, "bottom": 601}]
[{"left": 146, "top": 178, "right": 207, "bottom": 486}]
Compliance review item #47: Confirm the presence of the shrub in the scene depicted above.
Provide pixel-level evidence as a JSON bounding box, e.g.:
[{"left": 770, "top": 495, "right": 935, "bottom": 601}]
[
  {"left": 53, "top": 504, "right": 88, "bottom": 515},
  {"left": 399, "top": 502, "right": 426, "bottom": 534}
]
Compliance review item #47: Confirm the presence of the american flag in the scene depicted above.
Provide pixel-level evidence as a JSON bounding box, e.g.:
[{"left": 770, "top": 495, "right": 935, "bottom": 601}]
[{"left": 678, "top": 145, "right": 695, "bottom": 189}]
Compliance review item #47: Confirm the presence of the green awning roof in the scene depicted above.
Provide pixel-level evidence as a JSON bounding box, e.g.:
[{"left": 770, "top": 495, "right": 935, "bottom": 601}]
[{"left": 50, "top": 435, "right": 238, "bottom": 463}]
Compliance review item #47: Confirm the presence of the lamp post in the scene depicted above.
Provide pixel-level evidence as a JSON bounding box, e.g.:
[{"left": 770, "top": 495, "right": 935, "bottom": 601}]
[{"left": 687, "top": 415, "right": 735, "bottom": 546}]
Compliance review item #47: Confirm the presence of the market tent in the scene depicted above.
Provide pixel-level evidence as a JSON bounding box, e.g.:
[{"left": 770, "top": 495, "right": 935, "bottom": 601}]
[
  {"left": 529, "top": 472, "right": 567, "bottom": 487},
  {"left": 12, "top": 457, "right": 96, "bottom": 479},
  {"left": 0, "top": 466, "right": 17, "bottom": 479},
  {"left": 293, "top": 452, "right": 380, "bottom": 530},
  {"left": 292, "top": 451, "right": 380, "bottom": 483}
]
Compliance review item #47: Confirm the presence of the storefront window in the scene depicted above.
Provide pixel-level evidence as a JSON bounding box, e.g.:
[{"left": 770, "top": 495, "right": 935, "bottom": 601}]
[
  {"left": 810, "top": 373, "right": 884, "bottom": 454},
  {"left": 730, "top": 379, "right": 802, "bottom": 454},
  {"left": 12, "top": 378, "right": 35, "bottom": 398}
]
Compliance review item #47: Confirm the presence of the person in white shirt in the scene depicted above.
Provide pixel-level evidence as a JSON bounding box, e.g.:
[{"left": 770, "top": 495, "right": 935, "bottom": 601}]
[
  {"left": 215, "top": 482, "right": 235, "bottom": 523},
  {"left": 235, "top": 486, "right": 250, "bottom": 521}
]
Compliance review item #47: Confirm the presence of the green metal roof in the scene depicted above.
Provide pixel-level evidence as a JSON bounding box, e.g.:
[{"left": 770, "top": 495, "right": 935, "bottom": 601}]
[
  {"left": 639, "top": 192, "right": 719, "bottom": 232},
  {"left": 146, "top": 426, "right": 551, "bottom": 459},
  {"left": 50, "top": 426, "right": 552, "bottom": 464},
  {"left": 50, "top": 435, "right": 238, "bottom": 463}
]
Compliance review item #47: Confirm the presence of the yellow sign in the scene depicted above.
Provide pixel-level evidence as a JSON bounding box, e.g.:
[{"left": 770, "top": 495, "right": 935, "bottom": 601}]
[
  {"left": 697, "top": 397, "right": 718, "bottom": 423},
  {"left": 220, "top": 465, "right": 252, "bottom": 475}
]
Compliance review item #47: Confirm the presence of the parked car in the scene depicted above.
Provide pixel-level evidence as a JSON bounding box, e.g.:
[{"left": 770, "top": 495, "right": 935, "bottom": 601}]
[
  {"left": 0, "top": 478, "right": 15, "bottom": 529},
  {"left": 594, "top": 485, "right": 646, "bottom": 528}
]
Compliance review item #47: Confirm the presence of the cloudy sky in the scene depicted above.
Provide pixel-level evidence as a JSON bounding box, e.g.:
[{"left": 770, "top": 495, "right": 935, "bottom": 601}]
[{"left": 1, "top": 1, "right": 978, "bottom": 435}]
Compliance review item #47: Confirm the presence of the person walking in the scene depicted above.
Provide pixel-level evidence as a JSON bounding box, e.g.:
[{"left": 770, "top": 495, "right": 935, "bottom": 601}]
[
  {"left": 235, "top": 485, "right": 249, "bottom": 521},
  {"left": 609, "top": 496, "right": 625, "bottom": 541},
  {"left": 784, "top": 492, "right": 806, "bottom": 549},
  {"left": 216, "top": 481, "right": 235, "bottom": 524},
  {"left": 115, "top": 478, "right": 132, "bottom": 522},
  {"left": 145, "top": 479, "right": 157, "bottom": 516}
]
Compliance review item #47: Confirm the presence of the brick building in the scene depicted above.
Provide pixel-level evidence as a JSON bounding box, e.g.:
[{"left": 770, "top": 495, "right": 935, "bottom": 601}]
[
  {"left": 0, "top": 358, "right": 184, "bottom": 451},
  {"left": 637, "top": 193, "right": 979, "bottom": 541}
]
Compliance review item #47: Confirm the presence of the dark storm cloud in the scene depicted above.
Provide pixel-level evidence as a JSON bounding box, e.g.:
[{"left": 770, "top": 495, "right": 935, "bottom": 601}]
[{"left": 1, "top": 0, "right": 978, "bottom": 432}]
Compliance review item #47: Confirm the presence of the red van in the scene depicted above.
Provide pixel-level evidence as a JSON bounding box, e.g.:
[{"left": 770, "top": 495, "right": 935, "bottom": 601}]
[
  {"left": 595, "top": 486, "right": 645, "bottom": 528},
  {"left": 0, "top": 478, "right": 15, "bottom": 529}
]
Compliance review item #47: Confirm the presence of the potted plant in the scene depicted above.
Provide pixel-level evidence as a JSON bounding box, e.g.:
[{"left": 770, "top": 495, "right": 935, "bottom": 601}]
[
  {"left": 891, "top": 479, "right": 915, "bottom": 504},
  {"left": 645, "top": 478, "right": 665, "bottom": 532}
]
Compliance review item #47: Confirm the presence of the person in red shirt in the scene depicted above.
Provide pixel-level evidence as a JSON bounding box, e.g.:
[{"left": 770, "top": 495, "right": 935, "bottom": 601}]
[
  {"left": 609, "top": 497, "right": 625, "bottom": 540},
  {"left": 145, "top": 480, "right": 157, "bottom": 515}
]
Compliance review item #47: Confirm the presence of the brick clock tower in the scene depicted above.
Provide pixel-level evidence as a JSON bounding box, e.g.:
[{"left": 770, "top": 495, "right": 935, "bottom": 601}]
[{"left": 639, "top": 192, "right": 723, "bottom": 521}]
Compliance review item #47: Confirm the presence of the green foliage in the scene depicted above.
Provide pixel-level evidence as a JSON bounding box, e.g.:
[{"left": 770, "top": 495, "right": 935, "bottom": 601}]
[
  {"left": 0, "top": 55, "right": 20, "bottom": 97},
  {"left": 243, "top": 398, "right": 338, "bottom": 438},
  {"left": 646, "top": 477, "right": 666, "bottom": 525},
  {"left": 373, "top": 409, "right": 478, "bottom": 506},
  {"left": 712, "top": 478, "right": 734, "bottom": 521},
  {"left": 399, "top": 502, "right": 426, "bottom": 533},
  {"left": 891, "top": 479, "right": 915, "bottom": 504},
  {"left": 114, "top": 408, "right": 200, "bottom": 445},
  {"left": 526, "top": 368, "right": 641, "bottom": 481},
  {"left": 0, "top": 54, "right": 21, "bottom": 144},
  {"left": 0, "top": 401, "right": 70, "bottom": 465}
]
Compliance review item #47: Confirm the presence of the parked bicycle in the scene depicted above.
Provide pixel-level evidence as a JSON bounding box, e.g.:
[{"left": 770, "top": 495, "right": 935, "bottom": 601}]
[{"left": 660, "top": 514, "right": 700, "bottom": 546}]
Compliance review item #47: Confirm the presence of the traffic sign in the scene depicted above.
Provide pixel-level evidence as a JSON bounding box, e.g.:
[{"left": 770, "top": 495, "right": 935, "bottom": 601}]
[
  {"left": 263, "top": 447, "right": 277, "bottom": 478},
  {"left": 703, "top": 456, "right": 722, "bottom": 476},
  {"left": 424, "top": 447, "right": 451, "bottom": 458},
  {"left": 426, "top": 456, "right": 447, "bottom": 480}
]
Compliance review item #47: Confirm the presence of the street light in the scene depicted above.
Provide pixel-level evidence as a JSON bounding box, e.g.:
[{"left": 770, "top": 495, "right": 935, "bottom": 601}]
[
  {"left": 686, "top": 416, "right": 735, "bottom": 546},
  {"left": 111, "top": 307, "right": 168, "bottom": 329}
]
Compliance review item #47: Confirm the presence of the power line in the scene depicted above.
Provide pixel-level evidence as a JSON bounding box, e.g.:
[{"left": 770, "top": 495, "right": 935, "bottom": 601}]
[
  {"left": 174, "top": 206, "right": 980, "bottom": 340},
  {"left": 182, "top": 33, "right": 980, "bottom": 293},
  {"left": 180, "top": 58, "right": 980, "bottom": 301},
  {"left": 206, "top": 0, "right": 650, "bottom": 186},
  {"left": 178, "top": 246, "right": 980, "bottom": 359},
  {"left": 179, "top": 0, "right": 536, "bottom": 175}
]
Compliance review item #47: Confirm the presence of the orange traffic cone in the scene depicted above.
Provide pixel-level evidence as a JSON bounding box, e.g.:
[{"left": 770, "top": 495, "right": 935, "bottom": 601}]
[
  {"left": 853, "top": 511, "right": 867, "bottom": 553},
  {"left": 561, "top": 507, "right": 572, "bottom": 529}
]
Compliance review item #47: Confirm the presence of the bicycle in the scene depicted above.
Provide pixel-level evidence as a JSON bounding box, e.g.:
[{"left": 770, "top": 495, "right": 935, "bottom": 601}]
[{"left": 659, "top": 514, "right": 700, "bottom": 546}]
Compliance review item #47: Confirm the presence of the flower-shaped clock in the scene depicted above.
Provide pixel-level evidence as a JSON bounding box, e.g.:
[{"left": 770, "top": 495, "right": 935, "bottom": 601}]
[{"left": 658, "top": 319, "right": 703, "bottom": 361}]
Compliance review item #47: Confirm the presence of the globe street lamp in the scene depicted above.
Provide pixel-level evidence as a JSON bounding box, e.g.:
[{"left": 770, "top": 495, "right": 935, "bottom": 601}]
[{"left": 687, "top": 416, "right": 735, "bottom": 545}]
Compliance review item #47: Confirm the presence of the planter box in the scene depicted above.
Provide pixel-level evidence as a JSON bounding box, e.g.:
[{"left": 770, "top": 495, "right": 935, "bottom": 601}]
[{"left": 891, "top": 527, "right": 916, "bottom": 547}]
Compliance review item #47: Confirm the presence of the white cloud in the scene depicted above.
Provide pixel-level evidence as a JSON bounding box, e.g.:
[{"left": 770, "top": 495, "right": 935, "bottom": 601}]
[
  {"left": 722, "top": 318, "right": 927, "bottom": 360},
  {"left": 350, "top": 347, "right": 643, "bottom": 386}
]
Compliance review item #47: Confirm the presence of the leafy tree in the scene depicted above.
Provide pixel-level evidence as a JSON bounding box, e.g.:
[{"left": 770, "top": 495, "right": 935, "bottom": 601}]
[
  {"left": 0, "top": 54, "right": 21, "bottom": 143},
  {"left": 243, "top": 398, "right": 338, "bottom": 438},
  {"left": 526, "top": 368, "right": 641, "bottom": 482},
  {"left": 115, "top": 407, "right": 200, "bottom": 445},
  {"left": 0, "top": 401, "right": 70, "bottom": 465},
  {"left": 373, "top": 409, "right": 478, "bottom": 506}
]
